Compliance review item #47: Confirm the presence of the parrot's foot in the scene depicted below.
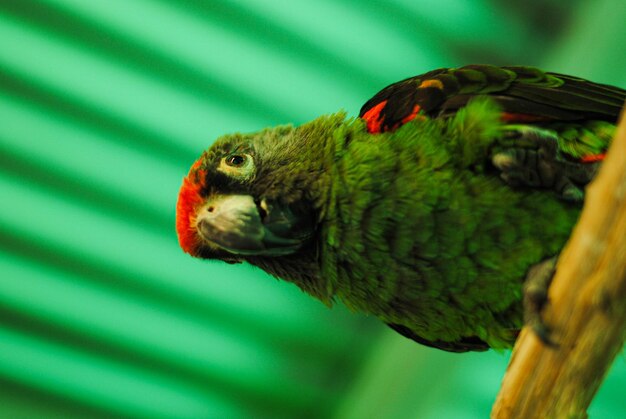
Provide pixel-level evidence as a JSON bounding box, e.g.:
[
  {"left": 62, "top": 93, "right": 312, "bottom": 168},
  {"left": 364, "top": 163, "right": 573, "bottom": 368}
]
[
  {"left": 523, "top": 256, "right": 559, "bottom": 348},
  {"left": 492, "top": 126, "right": 597, "bottom": 202}
]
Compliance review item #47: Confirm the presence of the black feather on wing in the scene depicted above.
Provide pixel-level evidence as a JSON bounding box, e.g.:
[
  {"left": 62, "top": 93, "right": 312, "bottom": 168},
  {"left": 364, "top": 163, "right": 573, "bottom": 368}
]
[{"left": 360, "top": 65, "right": 626, "bottom": 133}]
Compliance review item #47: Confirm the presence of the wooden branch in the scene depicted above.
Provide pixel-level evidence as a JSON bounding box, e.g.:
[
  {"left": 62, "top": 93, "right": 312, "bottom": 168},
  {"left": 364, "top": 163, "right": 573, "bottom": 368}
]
[{"left": 491, "top": 108, "right": 626, "bottom": 419}]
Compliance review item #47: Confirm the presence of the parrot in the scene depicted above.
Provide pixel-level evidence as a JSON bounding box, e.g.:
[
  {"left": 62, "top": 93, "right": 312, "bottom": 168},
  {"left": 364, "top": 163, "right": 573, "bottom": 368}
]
[{"left": 176, "top": 65, "right": 625, "bottom": 352}]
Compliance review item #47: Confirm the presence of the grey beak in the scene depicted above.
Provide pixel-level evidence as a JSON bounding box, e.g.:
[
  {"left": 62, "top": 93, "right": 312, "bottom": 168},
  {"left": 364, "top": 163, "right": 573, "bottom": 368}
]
[{"left": 196, "top": 195, "right": 312, "bottom": 256}]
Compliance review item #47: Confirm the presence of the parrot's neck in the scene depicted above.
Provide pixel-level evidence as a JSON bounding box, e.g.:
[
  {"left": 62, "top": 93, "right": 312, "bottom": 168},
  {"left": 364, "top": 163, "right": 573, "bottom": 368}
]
[{"left": 247, "top": 113, "right": 354, "bottom": 305}]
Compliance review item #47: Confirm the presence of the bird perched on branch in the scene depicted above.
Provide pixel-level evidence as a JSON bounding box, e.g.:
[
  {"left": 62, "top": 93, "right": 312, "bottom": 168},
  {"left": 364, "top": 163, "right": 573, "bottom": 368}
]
[{"left": 176, "top": 65, "right": 625, "bottom": 352}]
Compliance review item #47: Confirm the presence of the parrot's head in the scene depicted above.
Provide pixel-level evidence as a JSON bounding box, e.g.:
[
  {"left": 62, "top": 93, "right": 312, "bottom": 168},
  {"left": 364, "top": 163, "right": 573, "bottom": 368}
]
[{"left": 176, "top": 118, "right": 338, "bottom": 265}]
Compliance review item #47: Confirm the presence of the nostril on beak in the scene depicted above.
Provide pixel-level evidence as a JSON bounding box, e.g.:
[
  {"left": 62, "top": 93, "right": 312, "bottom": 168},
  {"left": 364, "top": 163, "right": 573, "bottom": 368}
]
[{"left": 207, "top": 206, "right": 215, "bottom": 213}]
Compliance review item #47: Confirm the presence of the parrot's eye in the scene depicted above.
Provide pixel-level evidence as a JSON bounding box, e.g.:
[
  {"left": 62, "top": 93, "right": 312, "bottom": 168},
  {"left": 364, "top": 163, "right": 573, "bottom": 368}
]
[
  {"left": 226, "top": 154, "right": 246, "bottom": 167},
  {"left": 218, "top": 152, "right": 255, "bottom": 180}
]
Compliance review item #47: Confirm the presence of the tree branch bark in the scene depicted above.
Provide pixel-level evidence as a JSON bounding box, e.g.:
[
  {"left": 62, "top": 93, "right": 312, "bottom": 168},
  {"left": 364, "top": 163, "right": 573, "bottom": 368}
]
[{"left": 491, "top": 108, "right": 626, "bottom": 419}]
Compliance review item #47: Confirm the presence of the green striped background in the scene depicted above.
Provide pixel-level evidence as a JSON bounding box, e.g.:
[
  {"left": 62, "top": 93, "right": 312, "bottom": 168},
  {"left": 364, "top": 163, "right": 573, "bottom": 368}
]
[{"left": 0, "top": 1, "right": 624, "bottom": 418}]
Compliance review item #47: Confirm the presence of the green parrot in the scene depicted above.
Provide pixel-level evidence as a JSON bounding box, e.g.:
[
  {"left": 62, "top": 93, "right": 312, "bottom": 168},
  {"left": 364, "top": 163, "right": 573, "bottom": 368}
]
[{"left": 176, "top": 65, "right": 625, "bottom": 352}]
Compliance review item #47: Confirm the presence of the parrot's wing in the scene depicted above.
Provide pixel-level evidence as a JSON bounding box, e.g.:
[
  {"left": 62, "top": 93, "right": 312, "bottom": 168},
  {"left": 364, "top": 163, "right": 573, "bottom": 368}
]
[
  {"left": 386, "top": 323, "right": 490, "bottom": 353},
  {"left": 360, "top": 64, "right": 626, "bottom": 134}
]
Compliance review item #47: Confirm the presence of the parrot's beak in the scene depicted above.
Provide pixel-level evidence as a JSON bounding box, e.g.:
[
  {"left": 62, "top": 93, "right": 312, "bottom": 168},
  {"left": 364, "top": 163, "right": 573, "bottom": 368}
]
[{"left": 196, "top": 195, "right": 312, "bottom": 256}]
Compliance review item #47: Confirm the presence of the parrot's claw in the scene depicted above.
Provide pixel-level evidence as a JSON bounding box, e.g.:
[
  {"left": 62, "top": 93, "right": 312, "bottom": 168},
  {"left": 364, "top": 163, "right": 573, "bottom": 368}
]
[
  {"left": 532, "top": 321, "right": 558, "bottom": 348},
  {"left": 493, "top": 126, "right": 595, "bottom": 202},
  {"left": 523, "top": 256, "right": 559, "bottom": 348}
]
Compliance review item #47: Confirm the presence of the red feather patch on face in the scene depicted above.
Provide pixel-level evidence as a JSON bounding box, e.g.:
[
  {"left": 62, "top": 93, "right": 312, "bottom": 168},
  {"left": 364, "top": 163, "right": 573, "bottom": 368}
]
[{"left": 176, "top": 159, "right": 206, "bottom": 255}]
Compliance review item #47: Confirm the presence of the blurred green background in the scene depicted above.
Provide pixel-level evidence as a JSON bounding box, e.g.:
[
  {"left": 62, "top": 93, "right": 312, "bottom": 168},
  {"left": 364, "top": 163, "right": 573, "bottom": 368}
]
[{"left": 0, "top": 1, "right": 624, "bottom": 418}]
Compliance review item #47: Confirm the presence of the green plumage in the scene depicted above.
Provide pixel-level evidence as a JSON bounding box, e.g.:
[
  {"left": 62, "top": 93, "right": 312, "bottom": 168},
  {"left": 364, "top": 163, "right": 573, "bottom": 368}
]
[
  {"left": 178, "top": 65, "right": 624, "bottom": 352},
  {"left": 315, "top": 100, "right": 580, "bottom": 349}
]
